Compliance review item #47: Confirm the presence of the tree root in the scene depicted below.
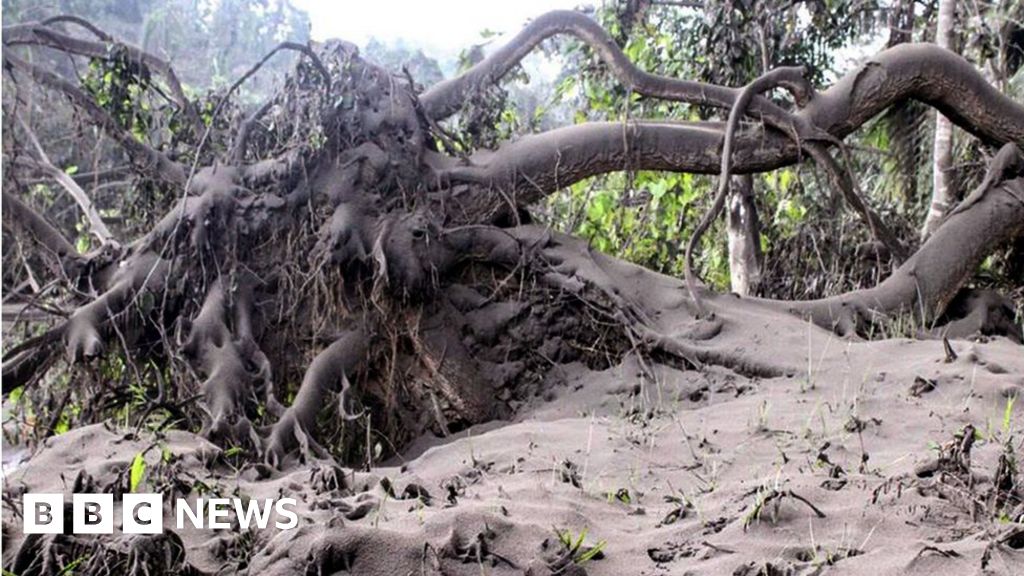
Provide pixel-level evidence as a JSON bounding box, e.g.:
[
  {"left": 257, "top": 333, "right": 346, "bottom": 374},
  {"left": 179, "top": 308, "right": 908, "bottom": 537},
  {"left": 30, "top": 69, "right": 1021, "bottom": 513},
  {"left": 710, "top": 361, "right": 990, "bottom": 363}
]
[
  {"left": 65, "top": 252, "right": 173, "bottom": 362},
  {"left": 184, "top": 277, "right": 272, "bottom": 448},
  {"left": 265, "top": 326, "right": 368, "bottom": 468}
]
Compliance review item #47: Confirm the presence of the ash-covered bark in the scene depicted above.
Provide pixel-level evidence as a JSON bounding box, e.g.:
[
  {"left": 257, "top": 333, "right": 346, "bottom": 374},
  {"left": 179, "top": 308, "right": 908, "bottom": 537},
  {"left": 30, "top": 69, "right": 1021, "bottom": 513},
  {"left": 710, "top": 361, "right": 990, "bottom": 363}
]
[
  {"left": 726, "top": 175, "right": 762, "bottom": 296},
  {"left": 778, "top": 144, "right": 1024, "bottom": 335}
]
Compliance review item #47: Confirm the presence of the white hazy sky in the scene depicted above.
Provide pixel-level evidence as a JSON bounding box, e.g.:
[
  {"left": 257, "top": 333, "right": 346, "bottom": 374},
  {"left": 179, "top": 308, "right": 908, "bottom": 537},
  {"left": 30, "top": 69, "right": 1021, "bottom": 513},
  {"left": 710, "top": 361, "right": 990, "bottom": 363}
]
[{"left": 290, "top": 0, "right": 582, "bottom": 59}]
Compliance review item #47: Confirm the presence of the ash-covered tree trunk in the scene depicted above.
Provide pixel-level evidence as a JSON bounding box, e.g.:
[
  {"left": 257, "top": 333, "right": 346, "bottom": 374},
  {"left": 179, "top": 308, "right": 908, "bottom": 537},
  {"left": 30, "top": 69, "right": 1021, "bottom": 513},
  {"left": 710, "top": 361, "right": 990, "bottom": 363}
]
[
  {"left": 2, "top": 10, "right": 1024, "bottom": 476},
  {"left": 726, "top": 174, "right": 762, "bottom": 295}
]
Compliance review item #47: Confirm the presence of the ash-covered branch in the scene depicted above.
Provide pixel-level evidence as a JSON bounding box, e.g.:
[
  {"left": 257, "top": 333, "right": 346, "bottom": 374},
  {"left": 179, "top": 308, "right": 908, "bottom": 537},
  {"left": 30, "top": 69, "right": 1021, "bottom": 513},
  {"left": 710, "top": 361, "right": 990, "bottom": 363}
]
[
  {"left": 1, "top": 190, "right": 81, "bottom": 273},
  {"left": 777, "top": 146, "right": 1024, "bottom": 334},
  {"left": 685, "top": 66, "right": 814, "bottom": 316},
  {"left": 14, "top": 113, "right": 115, "bottom": 245},
  {"left": 226, "top": 42, "right": 330, "bottom": 164},
  {"left": 4, "top": 17, "right": 200, "bottom": 133},
  {"left": 421, "top": 9, "right": 796, "bottom": 133},
  {"left": 3, "top": 51, "right": 187, "bottom": 185},
  {"left": 439, "top": 43, "right": 1024, "bottom": 222}
]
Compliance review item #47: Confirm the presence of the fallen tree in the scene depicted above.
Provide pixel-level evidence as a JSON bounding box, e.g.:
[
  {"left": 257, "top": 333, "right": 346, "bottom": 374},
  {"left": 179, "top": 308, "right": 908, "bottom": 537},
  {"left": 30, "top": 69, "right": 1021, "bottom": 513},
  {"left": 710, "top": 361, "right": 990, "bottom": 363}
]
[{"left": 2, "top": 9, "right": 1023, "bottom": 472}]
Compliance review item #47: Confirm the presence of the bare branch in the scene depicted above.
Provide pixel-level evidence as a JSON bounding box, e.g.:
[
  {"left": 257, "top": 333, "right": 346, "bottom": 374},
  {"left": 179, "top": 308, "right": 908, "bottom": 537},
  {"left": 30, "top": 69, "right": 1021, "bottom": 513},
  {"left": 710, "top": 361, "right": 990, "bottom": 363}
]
[
  {"left": 4, "top": 18, "right": 200, "bottom": 132},
  {"left": 15, "top": 113, "right": 116, "bottom": 245},
  {"left": 652, "top": 1, "right": 704, "bottom": 7},
  {"left": 17, "top": 165, "right": 135, "bottom": 187},
  {"left": 685, "top": 66, "right": 812, "bottom": 316},
  {"left": 438, "top": 43, "right": 1024, "bottom": 222},
  {"left": 1, "top": 190, "right": 80, "bottom": 271},
  {"left": 228, "top": 42, "right": 330, "bottom": 97},
  {"left": 420, "top": 9, "right": 800, "bottom": 134},
  {"left": 803, "top": 143, "right": 906, "bottom": 260},
  {"left": 229, "top": 99, "right": 274, "bottom": 164},
  {"left": 3, "top": 51, "right": 187, "bottom": 185},
  {"left": 40, "top": 15, "right": 112, "bottom": 41},
  {"left": 778, "top": 149, "right": 1024, "bottom": 333},
  {"left": 223, "top": 42, "right": 330, "bottom": 164}
]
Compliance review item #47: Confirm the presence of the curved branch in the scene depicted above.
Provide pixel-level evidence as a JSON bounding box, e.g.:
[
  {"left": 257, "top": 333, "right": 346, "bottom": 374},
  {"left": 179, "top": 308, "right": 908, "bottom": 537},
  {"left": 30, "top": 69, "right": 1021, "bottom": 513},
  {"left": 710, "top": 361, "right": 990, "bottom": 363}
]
[
  {"left": 229, "top": 98, "right": 274, "bottom": 164},
  {"left": 439, "top": 44, "right": 1024, "bottom": 221},
  {"left": 685, "top": 66, "right": 810, "bottom": 316},
  {"left": 679, "top": 67, "right": 906, "bottom": 314},
  {"left": 425, "top": 11, "right": 1023, "bottom": 150},
  {"left": 265, "top": 326, "right": 368, "bottom": 467},
  {"left": 40, "top": 15, "right": 112, "bottom": 41},
  {"left": 4, "top": 19, "right": 199, "bottom": 131},
  {"left": 3, "top": 51, "right": 187, "bottom": 185},
  {"left": 223, "top": 42, "right": 330, "bottom": 164},
  {"left": 803, "top": 43, "right": 1024, "bottom": 147},
  {"left": 435, "top": 120, "right": 796, "bottom": 222},
  {"left": 421, "top": 10, "right": 796, "bottom": 132},
  {"left": 223, "top": 42, "right": 330, "bottom": 101},
  {"left": 1, "top": 190, "right": 80, "bottom": 271},
  {"left": 777, "top": 145, "right": 1024, "bottom": 334},
  {"left": 15, "top": 113, "right": 115, "bottom": 244},
  {"left": 1, "top": 324, "right": 66, "bottom": 394}
]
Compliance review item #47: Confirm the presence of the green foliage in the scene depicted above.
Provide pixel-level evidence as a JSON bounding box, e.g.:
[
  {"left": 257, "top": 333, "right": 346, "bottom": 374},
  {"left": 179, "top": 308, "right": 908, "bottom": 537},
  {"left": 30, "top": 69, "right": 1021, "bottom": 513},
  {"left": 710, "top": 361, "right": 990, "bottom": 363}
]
[
  {"left": 129, "top": 452, "right": 147, "bottom": 492},
  {"left": 56, "top": 555, "right": 89, "bottom": 576},
  {"left": 1004, "top": 395, "right": 1017, "bottom": 436},
  {"left": 81, "top": 48, "right": 155, "bottom": 141},
  {"left": 543, "top": 171, "right": 732, "bottom": 283},
  {"left": 537, "top": 0, "right": 957, "bottom": 298},
  {"left": 554, "top": 526, "right": 607, "bottom": 565}
]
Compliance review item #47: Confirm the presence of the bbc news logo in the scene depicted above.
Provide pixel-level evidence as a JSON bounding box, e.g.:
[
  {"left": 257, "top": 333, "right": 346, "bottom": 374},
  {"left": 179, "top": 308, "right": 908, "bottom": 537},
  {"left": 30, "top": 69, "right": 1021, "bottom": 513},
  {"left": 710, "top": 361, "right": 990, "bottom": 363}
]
[{"left": 23, "top": 494, "right": 298, "bottom": 534}]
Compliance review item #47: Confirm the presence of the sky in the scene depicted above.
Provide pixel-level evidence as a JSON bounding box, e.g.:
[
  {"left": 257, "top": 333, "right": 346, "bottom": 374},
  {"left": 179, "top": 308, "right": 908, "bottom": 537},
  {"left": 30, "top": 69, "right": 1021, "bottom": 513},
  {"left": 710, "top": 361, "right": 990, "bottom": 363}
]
[{"left": 290, "top": 0, "right": 582, "bottom": 61}]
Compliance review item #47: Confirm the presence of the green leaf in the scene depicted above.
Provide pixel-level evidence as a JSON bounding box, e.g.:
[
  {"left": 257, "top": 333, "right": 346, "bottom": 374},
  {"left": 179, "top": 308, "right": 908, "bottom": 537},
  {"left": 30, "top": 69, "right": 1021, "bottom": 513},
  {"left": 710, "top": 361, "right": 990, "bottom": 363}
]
[
  {"left": 650, "top": 179, "right": 669, "bottom": 200},
  {"left": 576, "top": 540, "right": 607, "bottom": 564},
  {"left": 1003, "top": 395, "right": 1017, "bottom": 434},
  {"left": 54, "top": 412, "right": 70, "bottom": 435},
  {"left": 56, "top": 555, "right": 88, "bottom": 575},
  {"left": 76, "top": 235, "right": 91, "bottom": 254},
  {"left": 129, "top": 452, "right": 147, "bottom": 492}
]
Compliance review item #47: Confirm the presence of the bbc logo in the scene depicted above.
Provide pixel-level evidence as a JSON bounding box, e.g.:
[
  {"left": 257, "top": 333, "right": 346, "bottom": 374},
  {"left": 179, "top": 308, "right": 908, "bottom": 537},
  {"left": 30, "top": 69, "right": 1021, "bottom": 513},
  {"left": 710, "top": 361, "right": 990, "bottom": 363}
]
[
  {"left": 23, "top": 493, "right": 299, "bottom": 533},
  {"left": 23, "top": 493, "right": 162, "bottom": 534}
]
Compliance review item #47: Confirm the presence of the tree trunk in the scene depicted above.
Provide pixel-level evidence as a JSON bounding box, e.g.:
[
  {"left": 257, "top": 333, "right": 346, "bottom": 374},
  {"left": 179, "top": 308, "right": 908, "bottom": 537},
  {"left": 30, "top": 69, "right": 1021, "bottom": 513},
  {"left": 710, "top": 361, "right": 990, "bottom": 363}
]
[
  {"left": 921, "top": 0, "right": 958, "bottom": 239},
  {"left": 726, "top": 174, "right": 762, "bottom": 295}
]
